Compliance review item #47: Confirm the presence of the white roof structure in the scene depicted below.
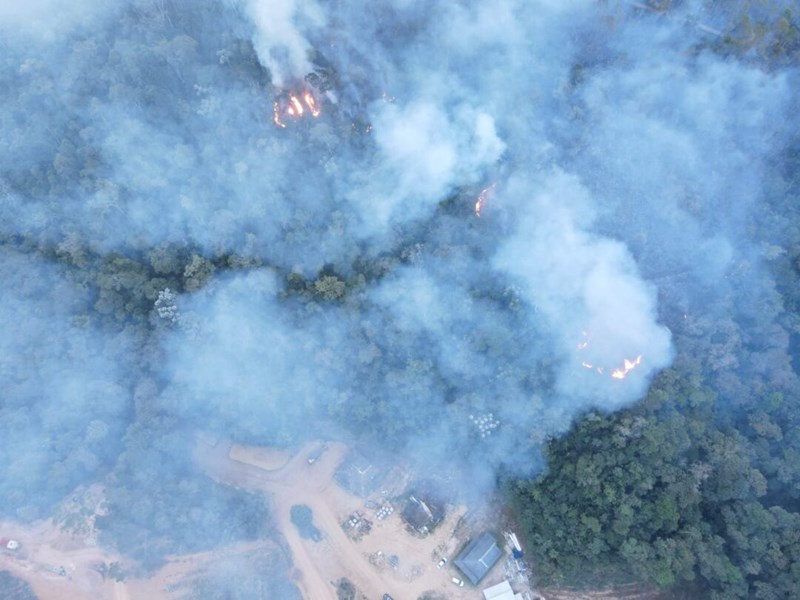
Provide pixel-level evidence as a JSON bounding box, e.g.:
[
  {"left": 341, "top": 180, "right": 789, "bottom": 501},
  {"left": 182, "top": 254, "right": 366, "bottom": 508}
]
[{"left": 483, "top": 580, "right": 522, "bottom": 600}]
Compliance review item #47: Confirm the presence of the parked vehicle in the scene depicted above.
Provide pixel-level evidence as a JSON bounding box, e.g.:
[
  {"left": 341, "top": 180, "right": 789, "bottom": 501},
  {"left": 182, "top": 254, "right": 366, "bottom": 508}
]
[
  {"left": 307, "top": 444, "right": 328, "bottom": 464},
  {"left": 437, "top": 557, "right": 448, "bottom": 568},
  {"left": 451, "top": 576, "right": 464, "bottom": 587}
]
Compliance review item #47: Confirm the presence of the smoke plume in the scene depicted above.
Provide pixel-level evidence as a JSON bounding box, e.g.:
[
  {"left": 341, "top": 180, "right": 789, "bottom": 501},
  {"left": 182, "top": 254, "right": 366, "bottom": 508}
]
[{"left": 0, "top": 0, "right": 797, "bottom": 582}]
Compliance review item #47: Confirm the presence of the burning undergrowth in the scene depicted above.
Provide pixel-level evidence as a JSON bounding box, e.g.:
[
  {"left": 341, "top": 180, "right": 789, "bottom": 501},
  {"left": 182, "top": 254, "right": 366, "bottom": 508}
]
[{"left": 271, "top": 69, "right": 333, "bottom": 128}]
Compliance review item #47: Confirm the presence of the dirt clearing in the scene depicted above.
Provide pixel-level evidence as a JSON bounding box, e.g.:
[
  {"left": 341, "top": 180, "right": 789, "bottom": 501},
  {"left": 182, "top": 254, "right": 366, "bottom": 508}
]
[
  {"left": 195, "top": 438, "right": 485, "bottom": 599},
  {"left": 3, "top": 437, "right": 665, "bottom": 600}
]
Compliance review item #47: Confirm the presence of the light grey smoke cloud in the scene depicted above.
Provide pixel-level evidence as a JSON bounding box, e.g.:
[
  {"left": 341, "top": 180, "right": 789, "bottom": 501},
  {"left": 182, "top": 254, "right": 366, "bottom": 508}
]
[
  {"left": 160, "top": 269, "right": 351, "bottom": 443},
  {"left": 567, "top": 37, "right": 792, "bottom": 284},
  {"left": 151, "top": 0, "right": 796, "bottom": 477},
  {"left": 0, "top": 0, "right": 111, "bottom": 39},
  {"left": 0, "top": 250, "right": 130, "bottom": 519},
  {"left": 0, "top": 0, "right": 798, "bottom": 561}
]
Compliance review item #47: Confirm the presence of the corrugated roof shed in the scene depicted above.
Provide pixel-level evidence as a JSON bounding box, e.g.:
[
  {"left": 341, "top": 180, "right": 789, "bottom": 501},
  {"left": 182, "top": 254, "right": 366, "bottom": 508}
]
[
  {"left": 483, "top": 580, "right": 521, "bottom": 600},
  {"left": 454, "top": 531, "right": 503, "bottom": 585}
]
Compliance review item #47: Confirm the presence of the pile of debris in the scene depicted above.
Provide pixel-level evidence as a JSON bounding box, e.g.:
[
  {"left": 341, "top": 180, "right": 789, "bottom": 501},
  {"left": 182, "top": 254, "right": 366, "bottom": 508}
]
[{"left": 343, "top": 511, "right": 372, "bottom": 540}]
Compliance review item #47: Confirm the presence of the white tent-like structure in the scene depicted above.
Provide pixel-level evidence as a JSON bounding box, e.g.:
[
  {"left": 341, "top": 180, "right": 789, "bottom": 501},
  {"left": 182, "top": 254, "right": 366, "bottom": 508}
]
[{"left": 482, "top": 580, "right": 522, "bottom": 600}]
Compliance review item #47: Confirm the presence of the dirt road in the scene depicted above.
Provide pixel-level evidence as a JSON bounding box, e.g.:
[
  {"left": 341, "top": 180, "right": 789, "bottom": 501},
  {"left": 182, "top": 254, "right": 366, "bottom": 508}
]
[{"left": 540, "top": 585, "right": 667, "bottom": 600}]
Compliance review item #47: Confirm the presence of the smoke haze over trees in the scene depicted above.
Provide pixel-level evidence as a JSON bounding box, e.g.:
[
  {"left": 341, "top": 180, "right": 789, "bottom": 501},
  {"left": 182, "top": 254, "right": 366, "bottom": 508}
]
[{"left": 1, "top": 0, "right": 799, "bottom": 597}]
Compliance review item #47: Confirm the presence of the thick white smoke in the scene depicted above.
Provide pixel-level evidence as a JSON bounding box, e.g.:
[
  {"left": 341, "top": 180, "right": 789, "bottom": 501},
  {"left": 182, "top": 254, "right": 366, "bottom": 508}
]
[
  {"left": 0, "top": 0, "right": 797, "bottom": 513},
  {"left": 494, "top": 171, "right": 673, "bottom": 409},
  {"left": 350, "top": 102, "right": 505, "bottom": 233},
  {"left": 236, "top": 0, "right": 325, "bottom": 86}
]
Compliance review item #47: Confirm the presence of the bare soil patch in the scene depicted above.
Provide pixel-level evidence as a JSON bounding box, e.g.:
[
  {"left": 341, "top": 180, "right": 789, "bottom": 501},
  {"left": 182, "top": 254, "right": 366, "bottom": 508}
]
[
  {"left": 0, "top": 516, "right": 274, "bottom": 600},
  {"left": 229, "top": 443, "right": 291, "bottom": 471},
  {"left": 0, "top": 518, "right": 120, "bottom": 600},
  {"left": 539, "top": 584, "right": 667, "bottom": 600}
]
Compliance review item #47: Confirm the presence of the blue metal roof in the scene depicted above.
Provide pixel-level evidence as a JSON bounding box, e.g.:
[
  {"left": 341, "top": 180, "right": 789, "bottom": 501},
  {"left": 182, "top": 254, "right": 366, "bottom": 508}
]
[{"left": 453, "top": 532, "right": 503, "bottom": 585}]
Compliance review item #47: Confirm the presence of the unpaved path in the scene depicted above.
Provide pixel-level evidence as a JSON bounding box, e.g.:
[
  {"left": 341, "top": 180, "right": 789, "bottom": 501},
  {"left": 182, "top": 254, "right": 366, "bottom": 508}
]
[{"left": 540, "top": 585, "right": 667, "bottom": 600}]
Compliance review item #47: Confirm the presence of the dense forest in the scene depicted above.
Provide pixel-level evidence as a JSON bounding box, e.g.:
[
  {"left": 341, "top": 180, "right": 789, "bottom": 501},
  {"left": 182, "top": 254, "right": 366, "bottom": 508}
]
[
  {"left": 509, "top": 6, "right": 800, "bottom": 598},
  {"left": 1, "top": 1, "right": 798, "bottom": 599},
  {"left": 511, "top": 171, "right": 800, "bottom": 596}
]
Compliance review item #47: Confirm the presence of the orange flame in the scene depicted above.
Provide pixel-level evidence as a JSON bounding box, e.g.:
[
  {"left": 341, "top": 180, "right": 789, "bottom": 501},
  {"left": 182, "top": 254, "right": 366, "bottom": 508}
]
[
  {"left": 289, "top": 94, "right": 304, "bottom": 116},
  {"left": 272, "top": 89, "right": 322, "bottom": 128},
  {"left": 273, "top": 102, "right": 286, "bottom": 128},
  {"left": 611, "top": 355, "right": 642, "bottom": 379},
  {"left": 303, "top": 92, "right": 321, "bottom": 117},
  {"left": 475, "top": 183, "right": 496, "bottom": 218},
  {"left": 577, "top": 331, "right": 590, "bottom": 351},
  {"left": 576, "top": 332, "right": 641, "bottom": 380}
]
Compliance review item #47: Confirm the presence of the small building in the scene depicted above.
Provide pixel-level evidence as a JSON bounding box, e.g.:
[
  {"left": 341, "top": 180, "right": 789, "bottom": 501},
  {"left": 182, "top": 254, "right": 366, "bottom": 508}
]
[
  {"left": 401, "top": 493, "right": 445, "bottom": 535},
  {"left": 483, "top": 580, "right": 522, "bottom": 600},
  {"left": 454, "top": 531, "right": 503, "bottom": 585}
]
